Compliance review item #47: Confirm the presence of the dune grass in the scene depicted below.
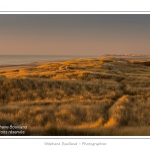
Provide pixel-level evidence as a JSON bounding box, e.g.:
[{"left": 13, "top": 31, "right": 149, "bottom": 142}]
[{"left": 0, "top": 57, "right": 150, "bottom": 135}]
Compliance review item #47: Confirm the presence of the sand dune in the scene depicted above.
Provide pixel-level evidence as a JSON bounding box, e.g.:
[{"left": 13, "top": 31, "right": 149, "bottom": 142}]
[{"left": 0, "top": 57, "right": 150, "bottom": 136}]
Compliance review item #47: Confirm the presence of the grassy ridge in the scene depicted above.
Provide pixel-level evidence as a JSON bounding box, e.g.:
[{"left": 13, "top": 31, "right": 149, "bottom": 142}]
[{"left": 0, "top": 57, "right": 150, "bottom": 135}]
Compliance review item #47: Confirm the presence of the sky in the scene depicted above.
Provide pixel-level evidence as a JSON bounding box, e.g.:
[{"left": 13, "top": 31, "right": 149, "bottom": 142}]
[{"left": 0, "top": 14, "right": 150, "bottom": 55}]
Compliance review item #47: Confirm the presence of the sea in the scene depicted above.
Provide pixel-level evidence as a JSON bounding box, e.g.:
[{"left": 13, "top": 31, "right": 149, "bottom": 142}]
[{"left": 0, "top": 55, "right": 101, "bottom": 65}]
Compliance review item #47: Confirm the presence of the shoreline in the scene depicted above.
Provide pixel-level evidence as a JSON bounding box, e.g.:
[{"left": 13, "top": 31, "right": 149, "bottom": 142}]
[
  {"left": 0, "top": 60, "right": 63, "bottom": 71},
  {"left": 0, "top": 56, "right": 150, "bottom": 71}
]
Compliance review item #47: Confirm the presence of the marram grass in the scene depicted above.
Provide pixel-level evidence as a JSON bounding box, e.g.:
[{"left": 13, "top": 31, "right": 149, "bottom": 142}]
[{"left": 0, "top": 57, "right": 150, "bottom": 135}]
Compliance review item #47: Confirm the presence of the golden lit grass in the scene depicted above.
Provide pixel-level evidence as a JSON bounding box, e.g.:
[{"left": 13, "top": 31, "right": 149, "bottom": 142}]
[
  {"left": 74, "top": 118, "right": 104, "bottom": 129},
  {"left": 0, "top": 57, "right": 129, "bottom": 79},
  {"left": 104, "top": 118, "right": 117, "bottom": 127},
  {"left": 1, "top": 57, "right": 150, "bottom": 135}
]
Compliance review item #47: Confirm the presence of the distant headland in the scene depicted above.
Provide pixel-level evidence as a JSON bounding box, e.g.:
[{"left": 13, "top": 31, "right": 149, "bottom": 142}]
[{"left": 103, "top": 54, "right": 147, "bottom": 57}]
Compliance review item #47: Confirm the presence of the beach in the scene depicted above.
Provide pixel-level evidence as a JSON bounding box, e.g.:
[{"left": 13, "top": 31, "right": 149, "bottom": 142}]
[
  {"left": 0, "top": 56, "right": 149, "bottom": 71},
  {"left": 0, "top": 55, "right": 99, "bottom": 71},
  {"left": 0, "top": 62, "right": 41, "bottom": 71},
  {"left": 0, "top": 61, "right": 62, "bottom": 71}
]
